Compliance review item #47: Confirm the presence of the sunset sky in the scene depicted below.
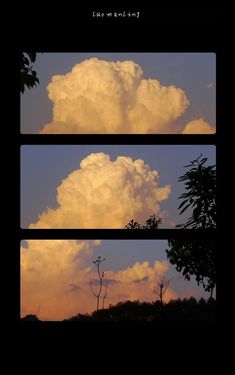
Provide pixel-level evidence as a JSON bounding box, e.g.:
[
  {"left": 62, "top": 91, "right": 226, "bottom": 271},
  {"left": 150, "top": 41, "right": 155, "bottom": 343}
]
[
  {"left": 21, "top": 145, "right": 215, "bottom": 229},
  {"left": 21, "top": 53, "right": 215, "bottom": 134},
  {"left": 21, "top": 239, "right": 211, "bottom": 320}
]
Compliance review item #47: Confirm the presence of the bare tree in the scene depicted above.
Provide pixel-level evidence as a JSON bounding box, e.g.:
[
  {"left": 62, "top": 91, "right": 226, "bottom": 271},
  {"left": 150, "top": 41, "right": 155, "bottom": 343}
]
[
  {"left": 153, "top": 276, "right": 170, "bottom": 305},
  {"left": 102, "top": 280, "right": 109, "bottom": 309},
  {"left": 90, "top": 256, "right": 106, "bottom": 311},
  {"left": 36, "top": 304, "right": 41, "bottom": 316}
]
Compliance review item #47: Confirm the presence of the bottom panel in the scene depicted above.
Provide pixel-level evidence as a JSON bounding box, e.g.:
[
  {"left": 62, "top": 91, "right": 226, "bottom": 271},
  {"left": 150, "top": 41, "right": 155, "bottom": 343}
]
[{"left": 21, "top": 239, "right": 216, "bottom": 321}]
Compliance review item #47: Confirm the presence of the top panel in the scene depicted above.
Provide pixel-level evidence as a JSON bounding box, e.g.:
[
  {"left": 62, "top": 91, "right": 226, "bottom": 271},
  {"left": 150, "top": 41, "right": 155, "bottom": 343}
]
[{"left": 21, "top": 53, "right": 216, "bottom": 135}]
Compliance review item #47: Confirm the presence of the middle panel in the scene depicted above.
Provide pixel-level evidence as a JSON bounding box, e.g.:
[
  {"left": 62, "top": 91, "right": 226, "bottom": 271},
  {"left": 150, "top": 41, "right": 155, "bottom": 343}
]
[{"left": 21, "top": 145, "right": 215, "bottom": 229}]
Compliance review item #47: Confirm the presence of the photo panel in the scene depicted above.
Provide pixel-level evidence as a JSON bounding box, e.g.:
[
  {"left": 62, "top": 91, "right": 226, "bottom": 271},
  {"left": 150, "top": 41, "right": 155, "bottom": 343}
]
[
  {"left": 21, "top": 239, "right": 216, "bottom": 321},
  {"left": 21, "top": 52, "right": 216, "bottom": 135},
  {"left": 21, "top": 145, "right": 216, "bottom": 230}
]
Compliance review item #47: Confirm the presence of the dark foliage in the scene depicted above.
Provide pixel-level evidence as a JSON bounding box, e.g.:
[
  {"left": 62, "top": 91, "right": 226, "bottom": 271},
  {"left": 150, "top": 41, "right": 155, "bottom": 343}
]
[
  {"left": 64, "top": 298, "right": 216, "bottom": 321},
  {"left": 21, "top": 314, "right": 40, "bottom": 321},
  {"left": 177, "top": 154, "right": 216, "bottom": 229},
  {"left": 166, "top": 155, "right": 216, "bottom": 296},
  {"left": 166, "top": 239, "right": 216, "bottom": 295},
  {"left": 125, "top": 214, "right": 162, "bottom": 230},
  {"left": 20, "top": 52, "right": 39, "bottom": 93}
]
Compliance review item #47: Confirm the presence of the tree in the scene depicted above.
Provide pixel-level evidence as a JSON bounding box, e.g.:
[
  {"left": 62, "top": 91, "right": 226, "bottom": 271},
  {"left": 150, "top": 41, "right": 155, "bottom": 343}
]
[
  {"left": 176, "top": 154, "right": 216, "bottom": 229},
  {"left": 125, "top": 214, "right": 162, "bottom": 229},
  {"left": 153, "top": 276, "right": 170, "bottom": 305},
  {"left": 90, "top": 256, "right": 107, "bottom": 311},
  {"left": 166, "top": 239, "right": 215, "bottom": 297},
  {"left": 20, "top": 52, "right": 39, "bottom": 93},
  {"left": 125, "top": 219, "right": 141, "bottom": 229},
  {"left": 102, "top": 280, "right": 109, "bottom": 309},
  {"left": 166, "top": 155, "right": 216, "bottom": 297}
]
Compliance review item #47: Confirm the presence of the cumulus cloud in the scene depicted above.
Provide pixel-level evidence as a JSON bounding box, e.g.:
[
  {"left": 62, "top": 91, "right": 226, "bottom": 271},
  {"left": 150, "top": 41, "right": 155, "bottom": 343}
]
[
  {"left": 104, "top": 260, "right": 176, "bottom": 304},
  {"left": 40, "top": 58, "right": 189, "bottom": 134},
  {"left": 29, "top": 152, "right": 171, "bottom": 229},
  {"left": 21, "top": 240, "right": 176, "bottom": 320},
  {"left": 182, "top": 118, "right": 215, "bottom": 134},
  {"left": 21, "top": 240, "right": 101, "bottom": 320}
]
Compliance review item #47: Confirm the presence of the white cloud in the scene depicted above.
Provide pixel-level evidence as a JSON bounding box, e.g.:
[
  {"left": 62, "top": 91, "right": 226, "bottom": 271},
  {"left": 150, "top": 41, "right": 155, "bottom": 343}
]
[
  {"left": 40, "top": 58, "right": 189, "bottom": 134},
  {"left": 29, "top": 152, "right": 171, "bottom": 229}
]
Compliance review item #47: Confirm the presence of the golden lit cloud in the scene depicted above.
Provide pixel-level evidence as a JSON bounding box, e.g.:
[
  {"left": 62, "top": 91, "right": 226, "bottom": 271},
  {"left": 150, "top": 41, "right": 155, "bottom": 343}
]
[
  {"left": 105, "top": 260, "right": 176, "bottom": 303},
  {"left": 182, "top": 118, "right": 215, "bottom": 134},
  {"left": 21, "top": 240, "right": 176, "bottom": 320},
  {"left": 21, "top": 240, "right": 101, "bottom": 320},
  {"left": 40, "top": 58, "right": 189, "bottom": 134},
  {"left": 29, "top": 152, "right": 171, "bottom": 229}
]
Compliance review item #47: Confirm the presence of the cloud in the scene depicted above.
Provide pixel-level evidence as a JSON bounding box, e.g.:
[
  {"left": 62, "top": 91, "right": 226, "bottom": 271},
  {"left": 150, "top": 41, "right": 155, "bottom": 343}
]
[
  {"left": 104, "top": 260, "right": 177, "bottom": 304},
  {"left": 182, "top": 118, "right": 215, "bottom": 134},
  {"left": 21, "top": 240, "right": 176, "bottom": 320},
  {"left": 21, "top": 240, "right": 101, "bottom": 320},
  {"left": 29, "top": 152, "right": 171, "bottom": 229},
  {"left": 40, "top": 58, "right": 189, "bottom": 134},
  {"left": 68, "top": 283, "right": 81, "bottom": 293}
]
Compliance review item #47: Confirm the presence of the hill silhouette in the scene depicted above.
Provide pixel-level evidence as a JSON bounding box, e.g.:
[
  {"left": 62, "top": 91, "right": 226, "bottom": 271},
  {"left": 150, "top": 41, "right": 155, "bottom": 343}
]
[{"left": 21, "top": 297, "right": 216, "bottom": 321}]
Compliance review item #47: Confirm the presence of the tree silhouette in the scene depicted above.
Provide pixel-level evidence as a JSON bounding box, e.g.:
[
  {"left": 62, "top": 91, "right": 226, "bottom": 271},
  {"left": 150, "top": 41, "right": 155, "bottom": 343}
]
[
  {"left": 166, "top": 155, "right": 216, "bottom": 297},
  {"left": 125, "top": 219, "right": 141, "bottom": 229},
  {"left": 90, "top": 256, "right": 106, "bottom": 311},
  {"left": 167, "top": 239, "right": 215, "bottom": 297},
  {"left": 20, "top": 52, "right": 39, "bottom": 93},
  {"left": 176, "top": 154, "right": 216, "bottom": 229},
  {"left": 102, "top": 280, "right": 109, "bottom": 309},
  {"left": 65, "top": 298, "right": 216, "bottom": 322},
  {"left": 153, "top": 276, "right": 170, "bottom": 305},
  {"left": 125, "top": 214, "right": 162, "bottom": 229}
]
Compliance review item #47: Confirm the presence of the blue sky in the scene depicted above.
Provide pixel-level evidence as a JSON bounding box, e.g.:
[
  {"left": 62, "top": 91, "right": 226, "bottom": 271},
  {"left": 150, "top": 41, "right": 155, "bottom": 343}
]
[
  {"left": 21, "top": 53, "right": 216, "bottom": 133},
  {"left": 21, "top": 145, "right": 215, "bottom": 228}
]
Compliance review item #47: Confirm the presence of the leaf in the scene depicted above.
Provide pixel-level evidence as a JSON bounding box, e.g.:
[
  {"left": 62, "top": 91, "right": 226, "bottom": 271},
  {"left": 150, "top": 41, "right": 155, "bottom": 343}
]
[
  {"left": 178, "top": 199, "right": 190, "bottom": 210},
  {"left": 179, "top": 203, "right": 191, "bottom": 215},
  {"left": 28, "top": 52, "right": 36, "bottom": 63}
]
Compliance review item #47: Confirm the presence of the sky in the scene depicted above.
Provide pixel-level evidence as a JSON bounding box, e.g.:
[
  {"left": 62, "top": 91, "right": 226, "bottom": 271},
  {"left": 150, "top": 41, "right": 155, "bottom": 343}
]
[
  {"left": 21, "top": 145, "right": 215, "bottom": 229},
  {"left": 21, "top": 239, "right": 211, "bottom": 320},
  {"left": 20, "top": 53, "right": 216, "bottom": 134}
]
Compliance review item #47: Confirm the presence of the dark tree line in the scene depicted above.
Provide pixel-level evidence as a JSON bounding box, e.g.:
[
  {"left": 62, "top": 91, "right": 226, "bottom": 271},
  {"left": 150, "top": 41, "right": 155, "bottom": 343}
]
[{"left": 63, "top": 298, "right": 216, "bottom": 322}]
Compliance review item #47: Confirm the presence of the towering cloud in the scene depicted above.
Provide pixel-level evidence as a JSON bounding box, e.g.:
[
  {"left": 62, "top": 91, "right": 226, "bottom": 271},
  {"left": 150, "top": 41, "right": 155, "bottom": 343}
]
[
  {"left": 40, "top": 58, "right": 190, "bottom": 134},
  {"left": 182, "top": 118, "right": 215, "bottom": 134},
  {"left": 29, "top": 152, "right": 171, "bottom": 229},
  {"left": 21, "top": 240, "right": 176, "bottom": 320},
  {"left": 21, "top": 240, "right": 100, "bottom": 320}
]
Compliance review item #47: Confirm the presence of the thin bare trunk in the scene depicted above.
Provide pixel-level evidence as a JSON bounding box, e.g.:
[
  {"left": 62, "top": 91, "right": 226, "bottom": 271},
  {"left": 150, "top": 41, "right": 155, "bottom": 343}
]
[
  {"left": 102, "top": 280, "right": 108, "bottom": 309},
  {"left": 90, "top": 256, "right": 106, "bottom": 311}
]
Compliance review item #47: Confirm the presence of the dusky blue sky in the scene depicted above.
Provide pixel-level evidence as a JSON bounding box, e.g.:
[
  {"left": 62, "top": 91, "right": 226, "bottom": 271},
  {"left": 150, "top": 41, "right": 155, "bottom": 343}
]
[
  {"left": 93, "top": 239, "right": 208, "bottom": 298},
  {"left": 20, "top": 53, "right": 216, "bottom": 133},
  {"left": 21, "top": 145, "right": 215, "bottom": 228}
]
